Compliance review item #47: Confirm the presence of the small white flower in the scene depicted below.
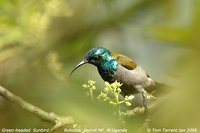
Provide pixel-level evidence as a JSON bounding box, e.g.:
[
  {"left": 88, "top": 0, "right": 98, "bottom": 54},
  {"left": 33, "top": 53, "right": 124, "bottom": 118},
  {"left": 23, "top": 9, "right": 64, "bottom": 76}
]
[
  {"left": 127, "top": 95, "right": 134, "bottom": 100},
  {"left": 125, "top": 102, "right": 131, "bottom": 107},
  {"left": 105, "top": 82, "right": 110, "bottom": 87},
  {"left": 88, "top": 80, "right": 95, "bottom": 86},
  {"left": 82, "top": 84, "right": 88, "bottom": 88},
  {"left": 91, "top": 86, "right": 96, "bottom": 90}
]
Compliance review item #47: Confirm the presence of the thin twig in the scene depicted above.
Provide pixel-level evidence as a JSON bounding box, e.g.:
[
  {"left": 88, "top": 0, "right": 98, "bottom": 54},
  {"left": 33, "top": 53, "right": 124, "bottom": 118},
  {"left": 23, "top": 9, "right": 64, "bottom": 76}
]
[{"left": 0, "top": 85, "right": 74, "bottom": 132}]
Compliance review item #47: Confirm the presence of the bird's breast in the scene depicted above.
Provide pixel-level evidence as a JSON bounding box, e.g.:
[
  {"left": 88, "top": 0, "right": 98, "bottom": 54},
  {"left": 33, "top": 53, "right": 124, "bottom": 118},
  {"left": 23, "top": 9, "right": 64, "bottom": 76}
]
[{"left": 115, "top": 65, "right": 154, "bottom": 95}]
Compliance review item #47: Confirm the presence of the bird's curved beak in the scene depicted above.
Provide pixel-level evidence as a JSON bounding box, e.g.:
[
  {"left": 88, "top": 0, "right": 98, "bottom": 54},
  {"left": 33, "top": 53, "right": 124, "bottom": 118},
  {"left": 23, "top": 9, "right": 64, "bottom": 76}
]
[{"left": 70, "top": 59, "right": 88, "bottom": 76}]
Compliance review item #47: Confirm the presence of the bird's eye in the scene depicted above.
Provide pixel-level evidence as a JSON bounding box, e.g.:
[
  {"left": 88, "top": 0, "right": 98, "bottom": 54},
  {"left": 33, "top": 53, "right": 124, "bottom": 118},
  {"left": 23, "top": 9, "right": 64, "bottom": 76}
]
[{"left": 93, "top": 55, "right": 99, "bottom": 61}]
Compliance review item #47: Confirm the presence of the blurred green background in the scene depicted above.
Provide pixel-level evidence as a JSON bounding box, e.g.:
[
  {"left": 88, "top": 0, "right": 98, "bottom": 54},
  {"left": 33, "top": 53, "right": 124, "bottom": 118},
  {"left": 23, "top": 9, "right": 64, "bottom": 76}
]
[{"left": 0, "top": 0, "right": 200, "bottom": 132}]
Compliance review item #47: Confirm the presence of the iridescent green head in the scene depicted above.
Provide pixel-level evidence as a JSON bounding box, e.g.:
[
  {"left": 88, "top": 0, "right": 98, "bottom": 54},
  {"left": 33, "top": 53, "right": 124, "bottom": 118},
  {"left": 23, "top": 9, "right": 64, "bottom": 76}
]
[{"left": 70, "top": 47, "right": 113, "bottom": 76}]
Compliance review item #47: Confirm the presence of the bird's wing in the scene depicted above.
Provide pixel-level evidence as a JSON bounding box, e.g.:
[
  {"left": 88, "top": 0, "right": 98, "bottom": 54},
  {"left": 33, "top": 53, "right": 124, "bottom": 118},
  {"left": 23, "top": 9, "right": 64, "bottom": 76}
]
[{"left": 112, "top": 52, "right": 137, "bottom": 70}]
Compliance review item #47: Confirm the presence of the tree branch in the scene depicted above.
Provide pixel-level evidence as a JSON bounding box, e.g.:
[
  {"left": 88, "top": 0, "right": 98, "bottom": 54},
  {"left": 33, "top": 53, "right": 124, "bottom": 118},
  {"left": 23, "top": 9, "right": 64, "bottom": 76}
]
[{"left": 0, "top": 85, "right": 74, "bottom": 132}]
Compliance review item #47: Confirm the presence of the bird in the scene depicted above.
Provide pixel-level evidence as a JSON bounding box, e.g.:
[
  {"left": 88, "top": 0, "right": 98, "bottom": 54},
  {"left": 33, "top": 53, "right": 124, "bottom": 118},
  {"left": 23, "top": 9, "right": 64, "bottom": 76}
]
[{"left": 70, "top": 47, "right": 162, "bottom": 109}]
